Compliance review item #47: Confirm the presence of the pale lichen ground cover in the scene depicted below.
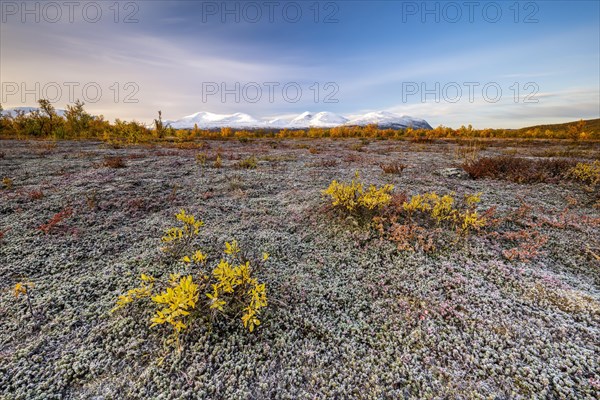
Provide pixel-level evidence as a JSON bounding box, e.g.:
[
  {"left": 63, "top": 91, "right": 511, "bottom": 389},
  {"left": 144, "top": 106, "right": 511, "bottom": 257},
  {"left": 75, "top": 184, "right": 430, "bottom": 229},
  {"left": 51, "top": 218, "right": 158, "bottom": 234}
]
[{"left": 0, "top": 138, "right": 598, "bottom": 399}]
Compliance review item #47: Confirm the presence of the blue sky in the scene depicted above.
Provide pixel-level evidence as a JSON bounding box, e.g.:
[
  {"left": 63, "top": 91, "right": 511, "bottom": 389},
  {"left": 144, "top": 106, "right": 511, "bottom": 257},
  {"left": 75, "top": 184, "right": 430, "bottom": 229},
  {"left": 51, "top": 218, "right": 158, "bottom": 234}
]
[{"left": 1, "top": 0, "right": 598, "bottom": 128}]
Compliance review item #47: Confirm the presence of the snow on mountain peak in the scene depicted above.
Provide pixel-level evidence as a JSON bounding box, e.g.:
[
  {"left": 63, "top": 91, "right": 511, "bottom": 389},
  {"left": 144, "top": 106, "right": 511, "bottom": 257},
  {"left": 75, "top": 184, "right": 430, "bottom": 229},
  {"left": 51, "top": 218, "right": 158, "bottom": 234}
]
[
  {"left": 165, "top": 111, "right": 264, "bottom": 129},
  {"left": 1, "top": 106, "right": 67, "bottom": 118},
  {"left": 346, "top": 111, "right": 432, "bottom": 129},
  {"left": 287, "top": 111, "right": 349, "bottom": 128},
  {"left": 313, "top": 111, "right": 349, "bottom": 124}
]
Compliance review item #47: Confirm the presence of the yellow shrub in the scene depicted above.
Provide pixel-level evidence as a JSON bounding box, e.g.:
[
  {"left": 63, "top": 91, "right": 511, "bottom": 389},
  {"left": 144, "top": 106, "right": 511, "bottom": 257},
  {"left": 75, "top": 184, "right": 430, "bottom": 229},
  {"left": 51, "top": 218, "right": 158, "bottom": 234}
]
[
  {"left": 150, "top": 275, "right": 199, "bottom": 347},
  {"left": 2, "top": 177, "right": 13, "bottom": 189},
  {"left": 322, "top": 172, "right": 393, "bottom": 214},
  {"left": 459, "top": 210, "right": 486, "bottom": 232},
  {"left": 464, "top": 192, "right": 482, "bottom": 207},
  {"left": 402, "top": 193, "right": 431, "bottom": 213},
  {"left": 430, "top": 194, "right": 455, "bottom": 223},
  {"left": 111, "top": 274, "right": 155, "bottom": 312},
  {"left": 403, "top": 192, "right": 486, "bottom": 233},
  {"left": 207, "top": 245, "right": 268, "bottom": 332},
  {"left": 214, "top": 154, "right": 222, "bottom": 168},
  {"left": 361, "top": 184, "right": 395, "bottom": 210},
  {"left": 459, "top": 193, "right": 485, "bottom": 233},
  {"left": 404, "top": 192, "right": 455, "bottom": 224},
  {"left": 13, "top": 280, "right": 36, "bottom": 317},
  {"left": 161, "top": 209, "right": 204, "bottom": 257},
  {"left": 195, "top": 152, "right": 207, "bottom": 166},
  {"left": 113, "top": 212, "right": 269, "bottom": 352},
  {"left": 570, "top": 160, "right": 600, "bottom": 186}
]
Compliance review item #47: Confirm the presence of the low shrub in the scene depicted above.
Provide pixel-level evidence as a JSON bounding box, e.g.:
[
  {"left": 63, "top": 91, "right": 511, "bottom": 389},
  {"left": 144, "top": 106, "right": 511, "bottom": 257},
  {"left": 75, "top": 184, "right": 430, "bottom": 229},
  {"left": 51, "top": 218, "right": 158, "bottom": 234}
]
[
  {"left": 14, "top": 281, "right": 37, "bottom": 318},
  {"left": 236, "top": 156, "right": 258, "bottom": 169},
  {"left": 349, "top": 143, "right": 364, "bottom": 152},
  {"left": 85, "top": 190, "right": 98, "bottom": 210},
  {"left": 380, "top": 162, "right": 407, "bottom": 175},
  {"left": 195, "top": 152, "right": 207, "bottom": 166},
  {"left": 2, "top": 177, "right": 13, "bottom": 189},
  {"left": 525, "top": 283, "right": 600, "bottom": 314},
  {"left": 112, "top": 211, "right": 269, "bottom": 352},
  {"left": 322, "top": 172, "right": 393, "bottom": 219},
  {"left": 371, "top": 191, "right": 488, "bottom": 252},
  {"left": 28, "top": 190, "right": 44, "bottom": 200},
  {"left": 343, "top": 153, "right": 363, "bottom": 163},
  {"left": 569, "top": 160, "right": 600, "bottom": 186},
  {"left": 462, "top": 156, "right": 575, "bottom": 183},
  {"left": 214, "top": 154, "right": 223, "bottom": 168},
  {"left": 38, "top": 207, "right": 73, "bottom": 234},
  {"left": 386, "top": 223, "right": 436, "bottom": 252},
  {"left": 103, "top": 156, "right": 127, "bottom": 168},
  {"left": 501, "top": 230, "right": 548, "bottom": 262},
  {"left": 403, "top": 192, "right": 486, "bottom": 234},
  {"left": 172, "top": 142, "right": 206, "bottom": 150},
  {"left": 161, "top": 209, "right": 203, "bottom": 258},
  {"left": 409, "top": 136, "right": 434, "bottom": 143}
]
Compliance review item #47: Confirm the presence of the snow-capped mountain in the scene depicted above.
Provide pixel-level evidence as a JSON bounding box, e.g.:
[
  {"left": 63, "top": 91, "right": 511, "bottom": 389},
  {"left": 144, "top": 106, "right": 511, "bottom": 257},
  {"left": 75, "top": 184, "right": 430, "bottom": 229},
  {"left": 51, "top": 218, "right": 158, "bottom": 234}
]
[
  {"left": 346, "top": 111, "right": 432, "bottom": 129},
  {"left": 164, "top": 111, "right": 265, "bottom": 129},
  {"left": 162, "top": 110, "right": 431, "bottom": 130},
  {"left": 2, "top": 106, "right": 67, "bottom": 118},
  {"left": 265, "top": 117, "right": 290, "bottom": 128},
  {"left": 288, "top": 111, "right": 349, "bottom": 128}
]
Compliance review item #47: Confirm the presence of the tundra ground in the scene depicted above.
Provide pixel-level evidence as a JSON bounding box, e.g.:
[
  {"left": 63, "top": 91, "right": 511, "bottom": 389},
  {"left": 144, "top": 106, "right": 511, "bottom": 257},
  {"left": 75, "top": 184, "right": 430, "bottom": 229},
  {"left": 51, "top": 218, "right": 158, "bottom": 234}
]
[{"left": 0, "top": 138, "right": 599, "bottom": 399}]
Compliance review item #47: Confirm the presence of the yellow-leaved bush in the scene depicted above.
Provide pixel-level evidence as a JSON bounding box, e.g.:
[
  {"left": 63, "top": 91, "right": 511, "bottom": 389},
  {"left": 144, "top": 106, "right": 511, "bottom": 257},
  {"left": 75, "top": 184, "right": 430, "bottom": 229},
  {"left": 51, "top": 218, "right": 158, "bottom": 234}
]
[
  {"left": 404, "top": 191, "right": 486, "bottom": 233},
  {"left": 161, "top": 209, "right": 204, "bottom": 258},
  {"left": 569, "top": 160, "right": 600, "bottom": 207},
  {"left": 112, "top": 274, "right": 155, "bottom": 310},
  {"left": 322, "top": 172, "right": 393, "bottom": 216},
  {"left": 570, "top": 160, "right": 600, "bottom": 186},
  {"left": 369, "top": 190, "right": 489, "bottom": 253},
  {"left": 13, "top": 280, "right": 36, "bottom": 317},
  {"left": 112, "top": 211, "right": 269, "bottom": 351},
  {"left": 150, "top": 275, "right": 199, "bottom": 336}
]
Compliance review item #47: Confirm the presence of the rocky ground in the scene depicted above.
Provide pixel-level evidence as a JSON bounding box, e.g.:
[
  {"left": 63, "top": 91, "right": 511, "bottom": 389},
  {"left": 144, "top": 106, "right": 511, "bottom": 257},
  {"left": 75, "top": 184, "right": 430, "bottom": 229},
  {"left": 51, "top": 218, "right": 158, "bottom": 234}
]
[{"left": 0, "top": 138, "right": 599, "bottom": 399}]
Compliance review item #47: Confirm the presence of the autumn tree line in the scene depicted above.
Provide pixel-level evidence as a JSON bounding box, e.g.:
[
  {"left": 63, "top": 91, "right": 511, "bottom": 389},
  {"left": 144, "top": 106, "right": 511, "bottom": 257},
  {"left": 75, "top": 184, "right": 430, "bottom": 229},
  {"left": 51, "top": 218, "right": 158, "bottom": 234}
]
[{"left": 0, "top": 100, "right": 597, "bottom": 144}]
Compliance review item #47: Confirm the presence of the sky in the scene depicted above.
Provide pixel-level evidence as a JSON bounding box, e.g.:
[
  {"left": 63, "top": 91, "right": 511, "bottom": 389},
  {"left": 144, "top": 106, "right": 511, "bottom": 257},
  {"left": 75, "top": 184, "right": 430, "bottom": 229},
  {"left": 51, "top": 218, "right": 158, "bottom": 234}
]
[{"left": 0, "top": 0, "right": 599, "bottom": 128}]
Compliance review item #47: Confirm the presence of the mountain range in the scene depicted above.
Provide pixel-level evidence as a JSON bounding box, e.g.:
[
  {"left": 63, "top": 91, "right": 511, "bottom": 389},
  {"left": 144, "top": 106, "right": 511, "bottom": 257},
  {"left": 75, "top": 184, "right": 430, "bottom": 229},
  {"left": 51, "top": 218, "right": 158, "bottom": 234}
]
[
  {"left": 164, "top": 110, "right": 432, "bottom": 130},
  {"left": 1, "top": 107, "right": 432, "bottom": 130}
]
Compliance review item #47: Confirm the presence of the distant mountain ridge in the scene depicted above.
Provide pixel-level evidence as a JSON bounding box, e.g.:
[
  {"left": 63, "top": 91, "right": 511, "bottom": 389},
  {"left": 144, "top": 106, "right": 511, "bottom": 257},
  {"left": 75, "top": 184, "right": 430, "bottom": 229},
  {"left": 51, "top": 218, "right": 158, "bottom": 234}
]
[
  {"left": 166, "top": 111, "right": 262, "bottom": 129},
  {"left": 345, "top": 111, "right": 432, "bottom": 130},
  {"left": 2, "top": 106, "right": 67, "bottom": 117},
  {"left": 1, "top": 107, "right": 432, "bottom": 130},
  {"left": 163, "top": 110, "right": 432, "bottom": 130}
]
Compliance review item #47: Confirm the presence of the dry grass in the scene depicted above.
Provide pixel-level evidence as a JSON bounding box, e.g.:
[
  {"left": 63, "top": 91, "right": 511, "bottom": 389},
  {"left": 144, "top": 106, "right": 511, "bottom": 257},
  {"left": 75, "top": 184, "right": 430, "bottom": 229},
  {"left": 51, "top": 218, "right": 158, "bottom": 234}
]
[{"left": 235, "top": 156, "right": 258, "bottom": 169}]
